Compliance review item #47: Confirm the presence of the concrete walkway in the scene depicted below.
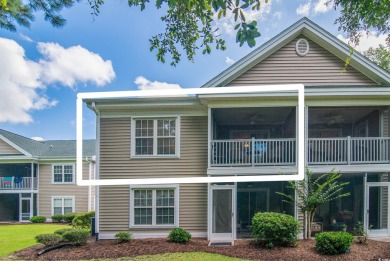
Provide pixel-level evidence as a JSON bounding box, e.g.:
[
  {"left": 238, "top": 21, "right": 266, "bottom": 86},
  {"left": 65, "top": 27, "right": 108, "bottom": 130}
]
[{"left": 370, "top": 237, "right": 390, "bottom": 242}]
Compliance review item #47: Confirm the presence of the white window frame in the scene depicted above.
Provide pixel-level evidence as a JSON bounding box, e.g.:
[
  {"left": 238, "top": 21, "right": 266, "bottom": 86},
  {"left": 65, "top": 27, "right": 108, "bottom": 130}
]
[
  {"left": 51, "top": 196, "right": 75, "bottom": 216},
  {"left": 130, "top": 116, "right": 180, "bottom": 158},
  {"left": 129, "top": 184, "right": 179, "bottom": 228},
  {"left": 52, "top": 164, "right": 75, "bottom": 184}
]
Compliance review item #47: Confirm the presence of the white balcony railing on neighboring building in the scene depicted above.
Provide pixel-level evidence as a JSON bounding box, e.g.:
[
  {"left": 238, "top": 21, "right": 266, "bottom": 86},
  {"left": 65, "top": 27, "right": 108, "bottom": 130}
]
[
  {"left": 308, "top": 137, "right": 390, "bottom": 164},
  {"left": 210, "top": 138, "right": 296, "bottom": 167},
  {"left": 0, "top": 177, "right": 37, "bottom": 190}
]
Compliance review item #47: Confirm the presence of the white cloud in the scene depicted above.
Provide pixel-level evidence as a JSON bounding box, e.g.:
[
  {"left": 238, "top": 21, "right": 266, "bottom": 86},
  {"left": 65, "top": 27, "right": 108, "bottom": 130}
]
[
  {"left": 225, "top": 56, "right": 235, "bottom": 65},
  {"left": 31, "top": 136, "right": 45, "bottom": 141},
  {"left": 134, "top": 76, "right": 182, "bottom": 90},
  {"left": 0, "top": 38, "right": 57, "bottom": 124},
  {"left": 337, "top": 31, "right": 388, "bottom": 53},
  {"left": 273, "top": 11, "right": 283, "bottom": 20},
  {"left": 296, "top": 1, "right": 311, "bottom": 16},
  {"left": 314, "top": 0, "right": 333, "bottom": 14},
  {"left": 38, "top": 43, "right": 115, "bottom": 88},
  {"left": 214, "top": 0, "right": 272, "bottom": 36},
  {"left": 19, "top": 33, "right": 33, "bottom": 43},
  {"left": 0, "top": 38, "right": 115, "bottom": 124}
]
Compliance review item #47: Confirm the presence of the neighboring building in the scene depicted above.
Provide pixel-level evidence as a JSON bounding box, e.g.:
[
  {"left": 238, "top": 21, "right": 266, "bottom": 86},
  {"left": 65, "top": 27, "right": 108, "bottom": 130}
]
[
  {"left": 0, "top": 129, "right": 95, "bottom": 222},
  {"left": 85, "top": 18, "right": 390, "bottom": 241}
]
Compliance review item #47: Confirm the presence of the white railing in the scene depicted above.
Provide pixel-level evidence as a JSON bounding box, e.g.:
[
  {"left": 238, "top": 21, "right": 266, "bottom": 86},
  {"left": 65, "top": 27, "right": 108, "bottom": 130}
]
[
  {"left": 308, "top": 137, "right": 390, "bottom": 165},
  {"left": 210, "top": 138, "right": 296, "bottom": 167},
  {"left": 0, "top": 177, "right": 36, "bottom": 190}
]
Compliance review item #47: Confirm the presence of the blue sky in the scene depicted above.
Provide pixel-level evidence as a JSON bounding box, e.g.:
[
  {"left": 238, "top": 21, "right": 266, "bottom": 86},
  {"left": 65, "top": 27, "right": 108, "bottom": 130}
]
[{"left": 0, "top": 0, "right": 386, "bottom": 140}]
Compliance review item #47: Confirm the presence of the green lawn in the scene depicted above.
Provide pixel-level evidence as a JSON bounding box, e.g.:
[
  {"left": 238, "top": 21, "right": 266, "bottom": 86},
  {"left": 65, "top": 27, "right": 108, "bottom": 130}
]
[
  {"left": 93, "top": 252, "right": 248, "bottom": 261},
  {"left": 0, "top": 223, "right": 68, "bottom": 257}
]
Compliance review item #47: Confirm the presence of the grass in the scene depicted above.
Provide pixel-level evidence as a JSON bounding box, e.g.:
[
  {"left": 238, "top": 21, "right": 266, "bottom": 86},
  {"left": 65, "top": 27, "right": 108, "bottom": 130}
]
[
  {"left": 0, "top": 223, "right": 68, "bottom": 257},
  {"left": 91, "top": 252, "right": 248, "bottom": 260}
]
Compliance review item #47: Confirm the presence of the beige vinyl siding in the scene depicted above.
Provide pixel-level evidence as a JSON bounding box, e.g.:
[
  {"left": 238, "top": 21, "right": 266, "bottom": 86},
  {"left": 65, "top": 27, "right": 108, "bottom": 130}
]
[
  {"left": 98, "top": 116, "right": 208, "bottom": 233},
  {"left": 38, "top": 161, "right": 90, "bottom": 218},
  {"left": 227, "top": 36, "right": 376, "bottom": 86},
  {"left": 0, "top": 140, "right": 22, "bottom": 155},
  {"left": 383, "top": 109, "right": 389, "bottom": 137}
]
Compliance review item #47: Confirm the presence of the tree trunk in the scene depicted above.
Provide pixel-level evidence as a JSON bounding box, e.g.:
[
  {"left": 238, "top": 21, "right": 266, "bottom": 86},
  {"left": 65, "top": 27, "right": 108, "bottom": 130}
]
[{"left": 303, "top": 210, "right": 308, "bottom": 240}]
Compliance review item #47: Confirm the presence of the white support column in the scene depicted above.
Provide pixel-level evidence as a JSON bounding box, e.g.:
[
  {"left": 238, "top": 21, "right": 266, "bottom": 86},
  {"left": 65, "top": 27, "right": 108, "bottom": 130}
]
[{"left": 208, "top": 107, "right": 212, "bottom": 169}]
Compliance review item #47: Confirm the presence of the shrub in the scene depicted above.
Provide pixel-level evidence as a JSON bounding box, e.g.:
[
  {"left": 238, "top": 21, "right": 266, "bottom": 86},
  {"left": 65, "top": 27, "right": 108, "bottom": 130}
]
[
  {"left": 251, "top": 212, "right": 300, "bottom": 248},
  {"left": 54, "top": 228, "right": 75, "bottom": 236},
  {"left": 29, "top": 216, "right": 46, "bottom": 223},
  {"left": 115, "top": 232, "right": 132, "bottom": 243},
  {"left": 315, "top": 232, "right": 354, "bottom": 255},
  {"left": 72, "top": 211, "right": 95, "bottom": 229},
  {"left": 35, "top": 233, "right": 62, "bottom": 246},
  {"left": 51, "top": 214, "right": 64, "bottom": 223},
  {"left": 353, "top": 221, "right": 368, "bottom": 244},
  {"left": 63, "top": 213, "right": 77, "bottom": 224},
  {"left": 62, "top": 229, "right": 90, "bottom": 246},
  {"left": 168, "top": 228, "right": 191, "bottom": 243}
]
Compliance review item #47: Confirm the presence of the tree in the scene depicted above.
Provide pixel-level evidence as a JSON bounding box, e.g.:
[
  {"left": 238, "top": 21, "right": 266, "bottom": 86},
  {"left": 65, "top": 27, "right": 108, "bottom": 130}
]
[
  {"left": 363, "top": 45, "right": 390, "bottom": 72},
  {"left": 1, "top": 0, "right": 389, "bottom": 66},
  {"left": 277, "top": 168, "right": 350, "bottom": 240}
]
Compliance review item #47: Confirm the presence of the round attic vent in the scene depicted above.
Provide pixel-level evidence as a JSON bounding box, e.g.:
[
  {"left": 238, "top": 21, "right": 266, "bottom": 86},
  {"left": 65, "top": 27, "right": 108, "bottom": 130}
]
[{"left": 296, "top": 38, "right": 309, "bottom": 56}]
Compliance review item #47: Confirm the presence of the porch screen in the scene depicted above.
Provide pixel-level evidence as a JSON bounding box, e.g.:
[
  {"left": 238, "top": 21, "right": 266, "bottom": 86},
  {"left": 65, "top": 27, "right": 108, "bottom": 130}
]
[{"left": 212, "top": 189, "right": 232, "bottom": 233}]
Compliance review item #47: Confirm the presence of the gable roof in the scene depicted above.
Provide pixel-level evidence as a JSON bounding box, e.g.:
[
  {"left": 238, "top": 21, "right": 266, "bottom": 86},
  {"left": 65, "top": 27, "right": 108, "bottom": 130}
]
[
  {"left": 0, "top": 129, "right": 95, "bottom": 159},
  {"left": 202, "top": 17, "right": 390, "bottom": 87}
]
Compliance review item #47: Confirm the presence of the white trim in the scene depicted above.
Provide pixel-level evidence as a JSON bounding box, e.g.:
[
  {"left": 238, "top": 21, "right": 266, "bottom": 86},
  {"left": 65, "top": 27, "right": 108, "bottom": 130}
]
[
  {"left": 98, "top": 232, "right": 207, "bottom": 240},
  {"left": 130, "top": 117, "right": 180, "bottom": 159},
  {"left": 51, "top": 196, "right": 76, "bottom": 216},
  {"left": 129, "top": 184, "right": 179, "bottom": 228},
  {"left": 51, "top": 163, "right": 75, "bottom": 184}
]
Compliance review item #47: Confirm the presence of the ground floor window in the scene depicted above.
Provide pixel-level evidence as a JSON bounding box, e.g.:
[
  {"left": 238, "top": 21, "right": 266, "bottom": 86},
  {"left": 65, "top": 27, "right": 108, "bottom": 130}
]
[
  {"left": 52, "top": 196, "right": 75, "bottom": 215},
  {"left": 130, "top": 185, "right": 178, "bottom": 227}
]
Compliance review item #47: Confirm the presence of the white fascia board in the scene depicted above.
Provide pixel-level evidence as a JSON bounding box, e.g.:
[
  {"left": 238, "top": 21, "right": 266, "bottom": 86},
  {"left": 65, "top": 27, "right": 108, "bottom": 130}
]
[
  {"left": 0, "top": 134, "right": 33, "bottom": 157},
  {"left": 77, "top": 84, "right": 305, "bottom": 186}
]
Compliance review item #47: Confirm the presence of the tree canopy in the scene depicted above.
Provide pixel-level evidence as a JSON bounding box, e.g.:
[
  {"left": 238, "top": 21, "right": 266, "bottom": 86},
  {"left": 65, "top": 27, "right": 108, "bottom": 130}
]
[
  {"left": 1, "top": 0, "right": 389, "bottom": 65},
  {"left": 364, "top": 45, "right": 390, "bottom": 72}
]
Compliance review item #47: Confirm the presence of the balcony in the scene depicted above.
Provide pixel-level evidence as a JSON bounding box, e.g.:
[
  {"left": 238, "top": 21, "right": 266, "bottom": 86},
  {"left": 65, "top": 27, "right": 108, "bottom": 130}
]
[
  {"left": 210, "top": 138, "right": 296, "bottom": 167},
  {"left": 0, "top": 177, "right": 37, "bottom": 190},
  {"left": 308, "top": 137, "right": 390, "bottom": 165},
  {"left": 209, "top": 137, "right": 390, "bottom": 168}
]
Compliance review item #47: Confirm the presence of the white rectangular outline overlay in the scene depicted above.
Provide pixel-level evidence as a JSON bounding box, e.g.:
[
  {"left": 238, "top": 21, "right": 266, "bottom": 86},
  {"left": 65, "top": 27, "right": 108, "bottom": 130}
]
[{"left": 76, "top": 85, "right": 305, "bottom": 186}]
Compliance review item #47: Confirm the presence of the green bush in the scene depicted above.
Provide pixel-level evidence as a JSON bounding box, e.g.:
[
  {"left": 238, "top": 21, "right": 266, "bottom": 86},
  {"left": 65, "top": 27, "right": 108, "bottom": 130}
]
[
  {"left": 29, "top": 216, "right": 46, "bottom": 223},
  {"left": 62, "top": 229, "right": 89, "bottom": 246},
  {"left": 51, "top": 214, "right": 64, "bottom": 223},
  {"left": 115, "top": 232, "right": 132, "bottom": 243},
  {"left": 251, "top": 212, "right": 300, "bottom": 248},
  {"left": 54, "top": 228, "right": 75, "bottom": 236},
  {"left": 72, "top": 211, "right": 95, "bottom": 229},
  {"left": 35, "top": 233, "right": 62, "bottom": 246},
  {"left": 63, "top": 213, "right": 77, "bottom": 224},
  {"left": 168, "top": 228, "right": 191, "bottom": 243},
  {"left": 315, "top": 232, "right": 354, "bottom": 255}
]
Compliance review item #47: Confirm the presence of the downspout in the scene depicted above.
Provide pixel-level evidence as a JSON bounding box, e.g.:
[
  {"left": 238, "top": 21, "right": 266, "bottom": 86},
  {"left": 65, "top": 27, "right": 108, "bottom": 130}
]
[
  {"left": 90, "top": 101, "right": 100, "bottom": 240},
  {"left": 86, "top": 157, "right": 92, "bottom": 212}
]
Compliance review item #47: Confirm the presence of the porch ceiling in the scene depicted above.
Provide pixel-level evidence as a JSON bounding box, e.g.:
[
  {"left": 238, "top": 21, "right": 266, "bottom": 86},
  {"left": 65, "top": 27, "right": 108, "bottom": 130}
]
[
  {"left": 309, "top": 108, "right": 378, "bottom": 124},
  {"left": 213, "top": 107, "right": 294, "bottom": 125}
]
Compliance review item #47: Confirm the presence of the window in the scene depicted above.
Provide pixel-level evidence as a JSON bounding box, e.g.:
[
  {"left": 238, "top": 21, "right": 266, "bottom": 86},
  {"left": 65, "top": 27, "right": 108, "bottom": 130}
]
[
  {"left": 131, "top": 118, "right": 179, "bottom": 157},
  {"left": 52, "top": 164, "right": 74, "bottom": 183},
  {"left": 130, "top": 185, "right": 178, "bottom": 227},
  {"left": 52, "top": 196, "right": 75, "bottom": 215}
]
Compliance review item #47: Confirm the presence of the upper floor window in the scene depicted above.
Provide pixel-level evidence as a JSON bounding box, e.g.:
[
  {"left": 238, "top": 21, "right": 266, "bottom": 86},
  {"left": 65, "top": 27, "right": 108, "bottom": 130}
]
[
  {"left": 131, "top": 117, "right": 180, "bottom": 157},
  {"left": 52, "top": 164, "right": 74, "bottom": 184}
]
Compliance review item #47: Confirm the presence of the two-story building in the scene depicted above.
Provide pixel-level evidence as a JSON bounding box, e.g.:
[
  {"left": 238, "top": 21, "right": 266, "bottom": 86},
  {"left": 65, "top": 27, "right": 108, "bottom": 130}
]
[
  {"left": 84, "top": 18, "right": 390, "bottom": 241},
  {"left": 0, "top": 129, "right": 95, "bottom": 222}
]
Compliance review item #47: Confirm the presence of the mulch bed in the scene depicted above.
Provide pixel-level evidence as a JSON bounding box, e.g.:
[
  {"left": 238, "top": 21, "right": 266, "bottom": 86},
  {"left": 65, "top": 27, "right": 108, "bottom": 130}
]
[{"left": 13, "top": 237, "right": 390, "bottom": 260}]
